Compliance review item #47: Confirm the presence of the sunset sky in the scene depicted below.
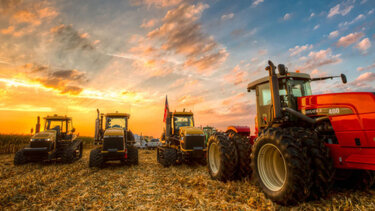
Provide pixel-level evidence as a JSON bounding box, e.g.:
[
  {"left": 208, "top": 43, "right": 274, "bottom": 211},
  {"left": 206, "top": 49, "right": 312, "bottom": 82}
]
[{"left": 0, "top": 0, "right": 374, "bottom": 137}]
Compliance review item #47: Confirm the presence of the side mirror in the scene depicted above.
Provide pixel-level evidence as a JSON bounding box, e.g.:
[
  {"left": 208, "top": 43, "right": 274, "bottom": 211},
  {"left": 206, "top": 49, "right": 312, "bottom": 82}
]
[
  {"left": 71, "top": 128, "right": 76, "bottom": 133},
  {"left": 341, "top": 74, "right": 347, "bottom": 84},
  {"left": 278, "top": 64, "right": 287, "bottom": 75}
]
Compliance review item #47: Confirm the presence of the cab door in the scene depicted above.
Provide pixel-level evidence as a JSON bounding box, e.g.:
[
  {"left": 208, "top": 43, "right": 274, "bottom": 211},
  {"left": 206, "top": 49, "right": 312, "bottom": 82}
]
[{"left": 256, "top": 83, "right": 273, "bottom": 131}]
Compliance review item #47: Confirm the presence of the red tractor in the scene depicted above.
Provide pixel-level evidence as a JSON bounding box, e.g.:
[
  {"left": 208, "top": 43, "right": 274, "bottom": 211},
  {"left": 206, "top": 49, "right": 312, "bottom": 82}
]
[{"left": 207, "top": 60, "right": 375, "bottom": 205}]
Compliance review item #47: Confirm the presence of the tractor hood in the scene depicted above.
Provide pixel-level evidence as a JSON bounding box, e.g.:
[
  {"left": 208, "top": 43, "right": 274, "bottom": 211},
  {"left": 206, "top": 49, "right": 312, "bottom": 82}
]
[
  {"left": 298, "top": 92, "right": 375, "bottom": 115},
  {"left": 179, "top": 126, "right": 204, "bottom": 136},
  {"left": 104, "top": 128, "right": 124, "bottom": 137},
  {"left": 31, "top": 130, "right": 56, "bottom": 141}
]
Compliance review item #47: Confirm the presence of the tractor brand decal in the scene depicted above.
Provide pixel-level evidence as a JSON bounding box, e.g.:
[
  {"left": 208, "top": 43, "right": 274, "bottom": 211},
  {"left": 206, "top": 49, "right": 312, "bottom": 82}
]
[{"left": 302, "top": 107, "right": 353, "bottom": 116}]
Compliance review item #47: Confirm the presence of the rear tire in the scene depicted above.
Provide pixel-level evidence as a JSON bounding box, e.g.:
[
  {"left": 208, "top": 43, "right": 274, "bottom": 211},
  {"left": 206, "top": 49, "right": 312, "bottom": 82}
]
[
  {"left": 89, "top": 148, "right": 104, "bottom": 168},
  {"left": 251, "top": 128, "right": 311, "bottom": 205},
  {"left": 293, "top": 128, "right": 334, "bottom": 200},
  {"left": 160, "top": 148, "right": 177, "bottom": 167},
  {"left": 232, "top": 134, "right": 252, "bottom": 179},
  {"left": 14, "top": 149, "right": 27, "bottom": 165},
  {"left": 127, "top": 146, "right": 139, "bottom": 165},
  {"left": 207, "top": 133, "right": 237, "bottom": 181}
]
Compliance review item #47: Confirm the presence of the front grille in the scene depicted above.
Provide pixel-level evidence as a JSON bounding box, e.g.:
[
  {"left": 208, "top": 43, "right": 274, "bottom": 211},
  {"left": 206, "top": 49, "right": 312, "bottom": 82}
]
[
  {"left": 103, "top": 137, "right": 124, "bottom": 150},
  {"left": 30, "top": 140, "right": 53, "bottom": 150},
  {"left": 183, "top": 135, "right": 205, "bottom": 150}
]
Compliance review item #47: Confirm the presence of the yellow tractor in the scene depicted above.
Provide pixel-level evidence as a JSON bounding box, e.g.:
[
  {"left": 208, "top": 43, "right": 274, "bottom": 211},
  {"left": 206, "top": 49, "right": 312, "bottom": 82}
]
[
  {"left": 14, "top": 114, "right": 82, "bottom": 165},
  {"left": 157, "top": 109, "right": 206, "bottom": 167},
  {"left": 89, "top": 109, "right": 138, "bottom": 168}
]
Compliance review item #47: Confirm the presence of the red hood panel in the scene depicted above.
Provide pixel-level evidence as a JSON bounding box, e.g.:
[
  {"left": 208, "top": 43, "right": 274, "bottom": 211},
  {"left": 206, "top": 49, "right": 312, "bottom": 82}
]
[{"left": 298, "top": 92, "right": 375, "bottom": 114}]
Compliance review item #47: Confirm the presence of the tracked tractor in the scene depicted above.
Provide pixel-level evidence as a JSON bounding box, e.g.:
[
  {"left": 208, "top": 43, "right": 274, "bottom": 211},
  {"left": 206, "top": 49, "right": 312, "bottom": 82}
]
[
  {"left": 14, "top": 115, "right": 82, "bottom": 165},
  {"left": 207, "top": 60, "right": 375, "bottom": 205},
  {"left": 157, "top": 110, "right": 206, "bottom": 167},
  {"left": 89, "top": 109, "right": 138, "bottom": 168}
]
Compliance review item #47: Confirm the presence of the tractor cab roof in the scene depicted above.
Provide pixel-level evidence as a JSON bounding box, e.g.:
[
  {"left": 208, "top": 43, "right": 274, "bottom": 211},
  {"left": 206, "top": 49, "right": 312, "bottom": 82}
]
[
  {"left": 105, "top": 112, "right": 130, "bottom": 118},
  {"left": 173, "top": 111, "right": 193, "bottom": 116},
  {"left": 44, "top": 114, "right": 71, "bottom": 121},
  {"left": 247, "top": 72, "right": 311, "bottom": 91}
]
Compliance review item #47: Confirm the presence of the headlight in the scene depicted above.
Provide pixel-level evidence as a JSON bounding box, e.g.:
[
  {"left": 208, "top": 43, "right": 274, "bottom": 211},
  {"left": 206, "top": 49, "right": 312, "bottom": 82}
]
[{"left": 30, "top": 138, "right": 51, "bottom": 141}]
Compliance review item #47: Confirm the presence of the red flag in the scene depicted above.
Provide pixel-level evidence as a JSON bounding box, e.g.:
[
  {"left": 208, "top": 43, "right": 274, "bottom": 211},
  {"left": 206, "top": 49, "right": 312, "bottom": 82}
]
[{"left": 163, "top": 95, "right": 169, "bottom": 122}]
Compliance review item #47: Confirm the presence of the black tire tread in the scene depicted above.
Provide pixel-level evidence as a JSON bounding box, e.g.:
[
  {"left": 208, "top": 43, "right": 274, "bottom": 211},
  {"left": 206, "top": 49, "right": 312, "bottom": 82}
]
[
  {"left": 207, "top": 133, "right": 238, "bottom": 182},
  {"left": 89, "top": 148, "right": 104, "bottom": 168},
  {"left": 251, "top": 127, "right": 311, "bottom": 205}
]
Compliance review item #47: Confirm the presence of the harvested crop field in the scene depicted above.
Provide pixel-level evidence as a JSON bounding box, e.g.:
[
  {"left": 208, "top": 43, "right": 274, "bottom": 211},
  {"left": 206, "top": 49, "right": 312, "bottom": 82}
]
[{"left": 1, "top": 149, "right": 375, "bottom": 210}]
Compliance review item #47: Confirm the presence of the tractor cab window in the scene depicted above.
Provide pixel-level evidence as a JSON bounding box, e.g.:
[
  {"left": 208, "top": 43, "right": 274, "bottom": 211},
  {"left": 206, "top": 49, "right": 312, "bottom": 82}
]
[
  {"left": 173, "top": 116, "right": 194, "bottom": 133},
  {"left": 45, "top": 120, "right": 67, "bottom": 134},
  {"left": 288, "top": 79, "right": 312, "bottom": 97},
  {"left": 106, "top": 117, "right": 127, "bottom": 129},
  {"left": 258, "top": 83, "right": 288, "bottom": 106}
]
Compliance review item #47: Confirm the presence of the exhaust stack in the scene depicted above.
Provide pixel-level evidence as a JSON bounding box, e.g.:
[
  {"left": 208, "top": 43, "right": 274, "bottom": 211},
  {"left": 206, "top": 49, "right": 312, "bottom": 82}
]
[
  {"left": 266, "top": 60, "right": 282, "bottom": 120},
  {"left": 35, "top": 116, "right": 40, "bottom": 133}
]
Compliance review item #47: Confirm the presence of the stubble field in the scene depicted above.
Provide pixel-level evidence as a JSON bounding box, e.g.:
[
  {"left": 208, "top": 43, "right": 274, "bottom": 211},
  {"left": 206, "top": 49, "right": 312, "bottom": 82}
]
[{"left": 1, "top": 149, "right": 375, "bottom": 210}]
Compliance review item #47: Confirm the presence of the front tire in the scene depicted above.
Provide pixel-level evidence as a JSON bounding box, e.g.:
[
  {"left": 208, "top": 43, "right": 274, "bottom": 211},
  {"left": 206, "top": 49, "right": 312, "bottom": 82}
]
[
  {"left": 89, "top": 148, "right": 104, "bottom": 168},
  {"left": 160, "top": 148, "right": 177, "bottom": 167},
  {"left": 61, "top": 148, "right": 75, "bottom": 163},
  {"left": 127, "top": 146, "right": 139, "bottom": 165},
  {"left": 14, "top": 149, "right": 27, "bottom": 165},
  {"left": 207, "top": 134, "right": 237, "bottom": 181},
  {"left": 251, "top": 128, "right": 311, "bottom": 205}
]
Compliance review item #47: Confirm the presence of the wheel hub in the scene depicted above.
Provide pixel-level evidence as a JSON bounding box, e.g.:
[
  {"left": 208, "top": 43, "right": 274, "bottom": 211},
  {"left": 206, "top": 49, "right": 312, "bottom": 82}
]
[
  {"left": 257, "top": 143, "right": 287, "bottom": 192},
  {"left": 209, "top": 142, "right": 221, "bottom": 174}
]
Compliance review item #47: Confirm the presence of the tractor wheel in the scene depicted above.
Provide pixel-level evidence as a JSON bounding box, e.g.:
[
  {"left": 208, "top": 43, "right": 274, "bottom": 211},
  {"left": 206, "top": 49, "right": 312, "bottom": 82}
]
[
  {"left": 14, "top": 149, "right": 27, "bottom": 165},
  {"left": 89, "top": 148, "right": 104, "bottom": 168},
  {"left": 288, "top": 128, "right": 334, "bottom": 200},
  {"left": 160, "top": 148, "right": 177, "bottom": 167},
  {"left": 251, "top": 128, "right": 311, "bottom": 205},
  {"left": 157, "top": 148, "right": 160, "bottom": 163},
  {"left": 127, "top": 146, "right": 139, "bottom": 165},
  {"left": 348, "top": 170, "right": 375, "bottom": 189},
  {"left": 61, "top": 147, "right": 75, "bottom": 163},
  {"left": 77, "top": 142, "right": 83, "bottom": 159},
  {"left": 207, "top": 133, "right": 237, "bottom": 182},
  {"left": 232, "top": 134, "right": 252, "bottom": 179}
]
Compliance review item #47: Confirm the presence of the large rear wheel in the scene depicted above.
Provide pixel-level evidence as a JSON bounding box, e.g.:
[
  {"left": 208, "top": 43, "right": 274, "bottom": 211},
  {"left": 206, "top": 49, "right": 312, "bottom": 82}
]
[
  {"left": 232, "top": 134, "right": 252, "bottom": 179},
  {"left": 251, "top": 128, "right": 311, "bottom": 205},
  {"left": 207, "top": 134, "right": 237, "bottom": 181}
]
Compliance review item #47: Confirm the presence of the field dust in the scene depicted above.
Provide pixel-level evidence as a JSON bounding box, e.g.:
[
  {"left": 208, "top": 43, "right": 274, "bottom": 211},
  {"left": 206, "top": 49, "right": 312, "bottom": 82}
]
[{"left": 1, "top": 149, "right": 375, "bottom": 210}]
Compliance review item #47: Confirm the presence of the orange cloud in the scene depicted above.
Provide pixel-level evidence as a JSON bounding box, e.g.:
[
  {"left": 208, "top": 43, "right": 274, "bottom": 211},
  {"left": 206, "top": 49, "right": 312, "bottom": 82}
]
[
  {"left": 147, "top": 3, "right": 228, "bottom": 73},
  {"left": 131, "top": 0, "right": 182, "bottom": 7},
  {"left": 177, "top": 95, "right": 204, "bottom": 107},
  {"left": 224, "top": 65, "right": 249, "bottom": 86},
  {"left": 141, "top": 19, "right": 158, "bottom": 28}
]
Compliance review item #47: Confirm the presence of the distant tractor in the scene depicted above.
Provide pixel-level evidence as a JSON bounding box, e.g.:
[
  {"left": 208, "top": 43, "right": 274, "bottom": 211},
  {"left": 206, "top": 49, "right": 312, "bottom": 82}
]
[
  {"left": 89, "top": 109, "right": 138, "bottom": 168},
  {"left": 157, "top": 109, "right": 206, "bottom": 167},
  {"left": 202, "top": 126, "right": 217, "bottom": 145},
  {"left": 14, "top": 115, "right": 82, "bottom": 165},
  {"left": 207, "top": 60, "right": 375, "bottom": 205}
]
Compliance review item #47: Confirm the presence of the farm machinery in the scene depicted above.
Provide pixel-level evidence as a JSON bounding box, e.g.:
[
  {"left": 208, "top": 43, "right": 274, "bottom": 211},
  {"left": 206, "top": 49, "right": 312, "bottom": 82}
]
[
  {"left": 89, "top": 109, "right": 138, "bottom": 168},
  {"left": 207, "top": 60, "right": 375, "bottom": 205},
  {"left": 202, "top": 126, "right": 217, "bottom": 145},
  {"left": 157, "top": 109, "right": 206, "bottom": 167},
  {"left": 14, "top": 115, "right": 82, "bottom": 165}
]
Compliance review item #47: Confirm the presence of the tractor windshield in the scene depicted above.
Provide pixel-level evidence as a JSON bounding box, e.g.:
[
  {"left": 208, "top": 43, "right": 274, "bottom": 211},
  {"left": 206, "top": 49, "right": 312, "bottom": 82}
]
[
  {"left": 45, "top": 120, "right": 68, "bottom": 133},
  {"left": 173, "top": 115, "right": 194, "bottom": 133},
  {"left": 288, "top": 79, "right": 312, "bottom": 97},
  {"left": 106, "top": 117, "right": 127, "bottom": 129}
]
